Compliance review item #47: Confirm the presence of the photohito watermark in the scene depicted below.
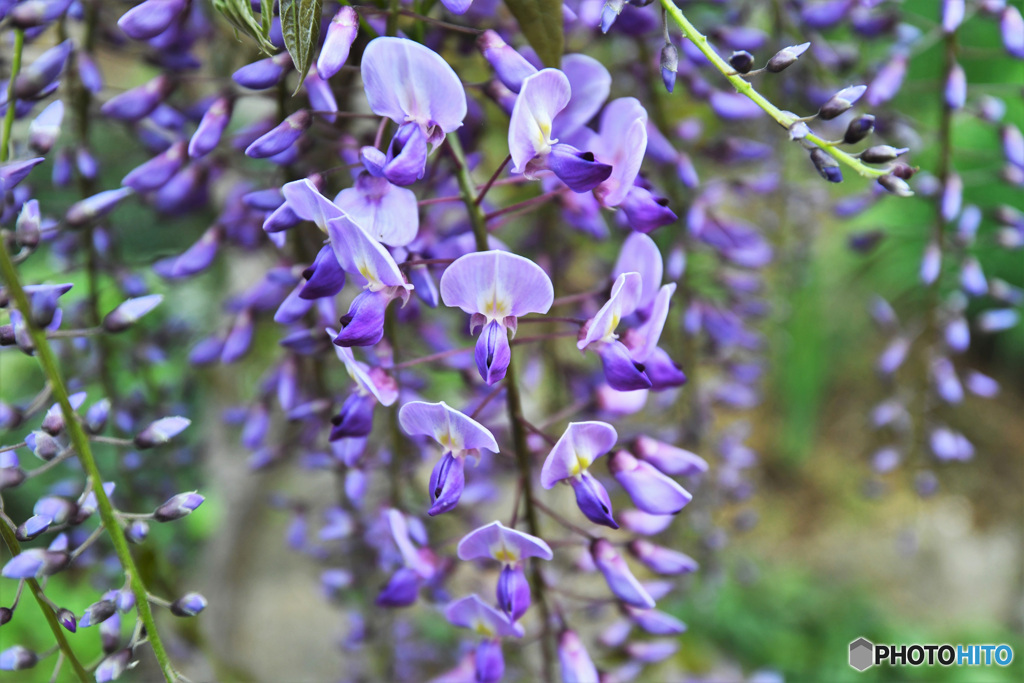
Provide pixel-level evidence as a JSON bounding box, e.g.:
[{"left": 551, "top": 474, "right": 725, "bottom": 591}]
[{"left": 849, "top": 637, "right": 1014, "bottom": 672}]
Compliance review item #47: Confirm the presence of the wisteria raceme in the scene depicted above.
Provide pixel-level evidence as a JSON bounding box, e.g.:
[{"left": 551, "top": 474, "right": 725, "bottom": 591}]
[{"left": 0, "top": 0, "right": 1018, "bottom": 682}]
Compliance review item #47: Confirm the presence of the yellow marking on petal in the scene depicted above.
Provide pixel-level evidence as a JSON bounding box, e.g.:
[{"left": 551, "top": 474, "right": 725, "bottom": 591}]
[
  {"left": 569, "top": 452, "right": 591, "bottom": 477},
  {"left": 473, "top": 619, "right": 495, "bottom": 638}
]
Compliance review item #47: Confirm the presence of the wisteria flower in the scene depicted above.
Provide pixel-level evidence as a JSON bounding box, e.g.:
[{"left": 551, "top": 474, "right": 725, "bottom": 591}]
[
  {"left": 540, "top": 421, "right": 619, "bottom": 528},
  {"left": 399, "top": 401, "right": 499, "bottom": 515},
  {"left": 439, "top": 251, "right": 554, "bottom": 384},
  {"left": 458, "top": 521, "right": 553, "bottom": 621}
]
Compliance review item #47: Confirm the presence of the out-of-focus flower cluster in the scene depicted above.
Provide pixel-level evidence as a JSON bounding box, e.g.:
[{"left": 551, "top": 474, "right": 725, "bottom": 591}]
[{"left": 1, "top": 0, "right": 1018, "bottom": 681}]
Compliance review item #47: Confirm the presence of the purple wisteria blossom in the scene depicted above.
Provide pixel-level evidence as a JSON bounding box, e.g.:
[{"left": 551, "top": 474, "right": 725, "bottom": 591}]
[
  {"left": 458, "top": 521, "right": 552, "bottom": 621},
  {"left": 399, "top": 401, "right": 499, "bottom": 515},
  {"left": 540, "top": 421, "right": 620, "bottom": 528},
  {"left": 440, "top": 251, "right": 554, "bottom": 384}
]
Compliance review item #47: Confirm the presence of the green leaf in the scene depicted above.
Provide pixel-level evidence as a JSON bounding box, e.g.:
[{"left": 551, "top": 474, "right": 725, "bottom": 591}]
[
  {"left": 504, "top": 0, "right": 563, "bottom": 68},
  {"left": 280, "top": 0, "right": 323, "bottom": 94},
  {"left": 212, "top": 0, "right": 277, "bottom": 55}
]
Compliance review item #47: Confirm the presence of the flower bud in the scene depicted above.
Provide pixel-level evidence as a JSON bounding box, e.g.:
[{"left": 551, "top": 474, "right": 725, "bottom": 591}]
[
  {"left": 15, "top": 199, "right": 41, "bottom": 248},
  {"left": 819, "top": 84, "right": 866, "bottom": 120},
  {"left": 496, "top": 565, "right": 531, "bottom": 622},
  {"left": 80, "top": 600, "right": 117, "bottom": 628},
  {"left": 945, "top": 62, "right": 967, "bottom": 109},
  {"left": 1001, "top": 6, "right": 1024, "bottom": 58},
  {"left": 660, "top": 43, "right": 679, "bottom": 93},
  {"left": 125, "top": 520, "right": 150, "bottom": 544},
  {"left": 878, "top": 173, "right": 913, "bottom": 197},
  {"left": 558, "top": 630, "right": 599, "bottom": 683},
  {"left": 245, "top": 110, "right": 311, "bottom": 158},
  {"left": 134, "top": 415, "right": 190, "bottom": 449},
  {"left": 569, "top": 471, "right": 618, "bottom": 529},
  {"left": 26, "top": 430, "right": 61, "bottom": 460},
  {"left": 628, "top": 539, "right": 699, "bottom": 575},
  {"left": 477, "top": 30, "right": 537, "bottom": 92},
  {"left": 843, "top": 114, "right": 875, "bottom": 144},
  {"left": 375, "top": 567, "right": 420, "bottom": 607},
  {"left": 233, "top": 52, "right": 293, "bottom": 90},
  {"left": 608, "top": 449, "right": 692, "bottom": 515},
  {"left": 170, "top": 592, "right": 208, "bottom": 617},
  {"left": 591, "top": 539, "right": 655, "bottom": 608},
  {"left": 809, "top": 148, "right": 842, "bottom": 183},
  {"left": 475, "top": 319, "right": 512, "bottom": 386},
  {"left": 153, "top": 491, "right": 204, "bottom": 522},
  {"left": 0, "top": 607, "right": 11, "bottom": 626},
  {"left": 9, "top": 0, "right": 73, "bottom": 28},
  {"left": 729, "top": 50, "right": 754, "bottom": 74},
  {"left": 318, "top": 7, "right": 359, "bottom": 80},
  {"left": 860, "top": 145, "right": 909, "bottom": 164},
  {"left": 94, "top": 650, "right": 132, "bottom": 683},
  {"left": 0, "top": 645, "right": 38, "bottom": 671},
  {"left": 475, "top": 640, "right": 504, "bottom": 683},
  {"left": 14, "top": 41, "right": 72, "bottom": 99},
  {"left": 100, "top": 74, "right": 175, "bottom": 121},
  {"left": 28, "top": 100, "right": 64, "bottom": 154},
  {"left": 117, "top": 0, "right": 188, "bottom": 40},
  {"left": 601, "top": 0, "right": 626, "bottom": 34},
  {"left": 65, "top": 188, "right": 134, "bottom": 228},
  {"left": 428, "top": 452, "right": 466, "bottom": 516},
  {"left": 766, "top": 42, "right": 810, "bottom": 73},
  {"left": 548, "top": 143, "right": 613, "bottom": 192}
]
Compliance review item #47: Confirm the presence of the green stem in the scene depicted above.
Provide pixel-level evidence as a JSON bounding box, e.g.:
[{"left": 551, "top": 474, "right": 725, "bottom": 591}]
[
  {"left": 1, "top": 29, "right": 24, "bottom": 162},
  {"left": 0, "top": 245, "right": 178, "bottom": 682},
  {"left": 0, "top": 524, "right": 90, "bottom": 682},
  {"left": 658, "top": 0, "right": 890, "bottom": 181},
  {"left": 447, "top": 135, "right": 489, "bottom": 252}
]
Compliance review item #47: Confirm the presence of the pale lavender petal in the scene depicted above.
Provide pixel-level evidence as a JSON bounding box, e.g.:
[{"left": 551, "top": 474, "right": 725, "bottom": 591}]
[
  {"left": 508, "top": 68, "right": 571, "bottom": 173},
  {"left": 578, "top": 272, "right": 643, "bottom": 350},
  {"left": 335, "top": 173, "right": 418, "bottom": 246},
  {"left": 361, "top": 37, "right": 467, "bottom": 136},
  {"left": 282, "top": 178, "right": 343, "bottom": 231},
  {"left": 558, "top": 631, "right": 600, "bottom": 683},
  {"left": 445, "top": 594, "right": 524, "bottom": 638},
  {"left": 594, "top": 98, "right": 648, "bottom": 207},
  {"left": 613, "top": 233, "right": 663, "bottom": 311},
  {"left": 627, "top": 283, "right": 675, "bottom": 363},
  {"left": 327, "top": 215, "right": 407, "bottom": 290},
  {"left": 439, "top": 251, "right": 554, "bottom": 319},
  {"left": 608, "top": 450, "right": 692, "bottom": 515},
  {"left": 634, "top": 436, "right": 708, "bottom": 476},
  {"left": 328, "top": 329, "right": 398, "bottom": 406},
  {"left": 457, "top": 521, "right": 553, "bottom": 563},
  {"left": 540, "top": 421, "right": 618, "bottom": 488},
  {"left": 592, "top": 539, "right": 655, "bottom": 608},
  {"left": 553, "top": 54, "right": 611, "bottom": 140},
  {"left": 398, "top": 401, "right": 499, "bottom": 454}
]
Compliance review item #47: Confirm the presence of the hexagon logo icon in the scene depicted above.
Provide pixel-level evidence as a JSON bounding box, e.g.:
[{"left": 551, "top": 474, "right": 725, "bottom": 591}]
[{"left": 849, "top": 637, "right": 874, "bottom": 671}]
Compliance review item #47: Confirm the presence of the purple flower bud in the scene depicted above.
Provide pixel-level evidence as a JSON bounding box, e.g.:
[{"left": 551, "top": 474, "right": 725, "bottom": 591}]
[
  {"left": 930, "top": 427, "right": 974, "bottom": 461},
  {"left": 103, "top": 294, "right": 163, "bottom": 333},
  {"left": 14, "top": 198, "right": 40, "bottom": 248},
  {"left": 428, "top": 451, "right": 466, "bottom": 516},
  {"left": 170, "top": 592, "right": 207, "bottom": 617},
  {"left": 318, "top": 7, "right": 359, "bottom": 80},
  {"left": 2, "top": 548, "right": 68, "bottom": 578},
  {"left": 767, "top": 42, "right": 811, "bottom": 73},
  {"left": 99, "top": 612, "right": 121, "bottom": 653},
  {"left": 1001, "top": 7, "right": 1024, "bottom": 58},
  {"left": 931, "top": 357, "right": 963, "bottom": 404},
  {"left": 878, "top": 173, "right": 914, "bottom": 197},
  {"left": 26, "top": 430, "right": 61, "bottom": 460},
  {"left": 601, "top": 0, "right": 625, "bottom": 34},
  {"left": 820, "top": 84, "right": 866, "bottom": 120},
  {"left": 79, "top": 600, "right": 116, "bottom": 628},
  {"left": 1001, "top": 124, "right": 1024, "bottom": 170},
  {"left": 591, "top": 539, "right": 655, "bottom": 608},
  {"left": 478, "top": 30, "right": 537, "bottom": 92},
  {"left": 100, "top": 74, "right": 175, "bottom": 121},
  {"left": 126, "top": 520, "right": 150, "bottom": 544},
  {"left": 121, "top": 141, "right": 186, "bottom": 191},
  {"left": 810, "top": 148, "right": 842, "bottom": 183},
  {"left": 14, "top": 40, "right": 71, "bottom": 98},
  {"left": 570, "top": 471, "right": 619, "bottom": 529},
  {"left": 95, "top": 650, "right": 132, "bottom": 683},
  {"left": 245, "top": 110, "right": 310, "bottom": 158},
  {"left": 16, "top": 514, "right": 51, "bottom": 540},
  {"left": 945, "top": 62, "right": 967, "bottom": 110},
  {"left": 625, "top": 639, "right": 679, "bottom": 663},
  {"left": 0, "top": 608, "right": 11, "bottom": 626},
  {"left": 335, "top": 289, "right": 391, "bottom": 347},
  {"left": 118, "top": 0, "right": 187, "bottom": 40},
  {"left": 609, "top": 449, "right": 692, "bottom": 515},
  {"left": 28, "top": 100, "right": 64, "bottom": 154},
  {"left": 0, "top": 157, "right": 44, "bottom": 191},
  {"left": 221, "top": 310, "right": 254, "bottom": 363},
  {"left": 65, "top": 187, "right": 134, "bottom": 228},
  {"left": 877, "top": 336, "right": 910, "bottom": 375},
  {"left": 865, "top": 54, "right": 907, "bottom": 106},
  {"left": 843, "top": 114, "right": 875, "bottom": 145},
  {"left": 188, "top": 96, "right": 232, "bottom": 159},
  {"left": 628, "top": 539, "right": 699, "bottom": 575},
  {"left": 9, "top": 0, "right": 73, "bottom": 28},
  {"left": 660, "top": 43, "right": 679, "bottom": 93},
  {"left": 83, "top": 398, "right": 111, "bottom": 434},
  {"left": 978, "top": 308, "right": 1019, "bottom": 333},
  {"left": 728, "top": 50, "right": 755, "bottom": 74},
  {"left": 634, "top": 436, "right": 708, "bottom": 476},
  {"left": 966, "top": 371, "right": 999, "bottom": 397},
  {"left": 620, "top": 509, "right": 673, "bottom": 535},
  {"left": 75, "top": 51, "right": 102, "bottom": 93},
  {"left": 942, "top": 0, "right": 965, "bottom": 32},
  {"left": 0, "top": 645, "right": 38, "bottom": 671},
  {"left": 475, "top": 639, "right": 504, "bottom": 683},
  {"left": 375, "top": 567, "right": 420, "bottom": 607},
  {"left": 558, "top": 630, "right": 599, "bottom": 683},
  {"left": 76, "top": 146, "right": 99, "bottom": 180},
  {"left": 626, "top": 606, "right": 687, "bottom": 635},
  {"left": 232, "top": 52, "right": 293, "bottom": 90},
  {"left": 153, "top": 491, "right": 204, "bottom": 522},
  {"left": 329, "top": 393, "right": 375, "bottom": 440},
  {"left": 597, "top": 340, "right": 652, "bottom": 391},
  {"left": 959, "top": 257, "right": 987, "bottom": 297},
  {"left": 134, "top": 415, "right": 190, "bottom": 449},
  {"left": 40, "top": 389, "right": 83, "bottom": 434}
]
